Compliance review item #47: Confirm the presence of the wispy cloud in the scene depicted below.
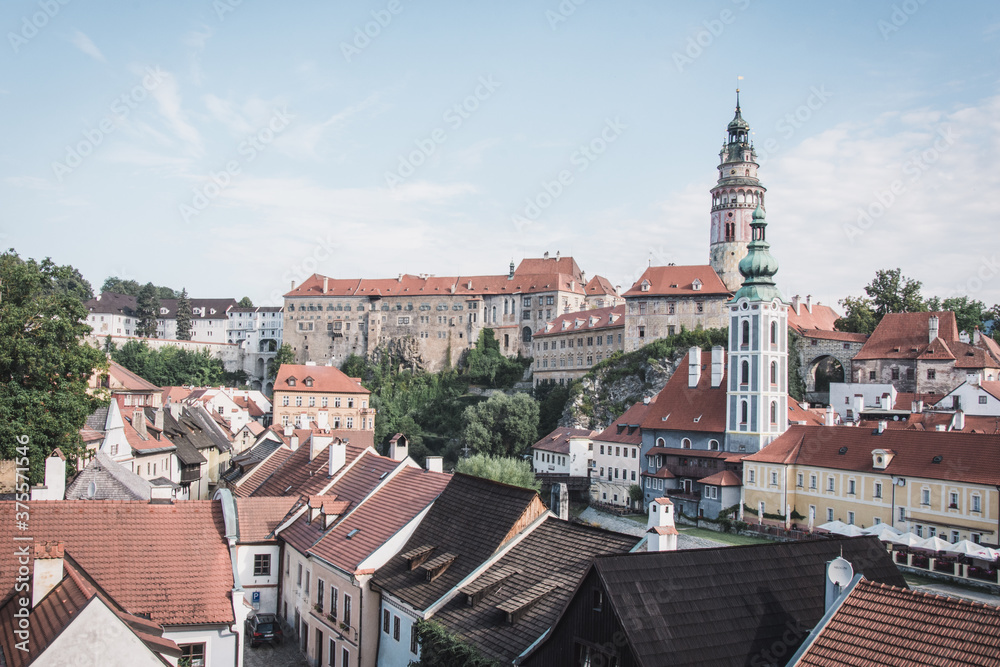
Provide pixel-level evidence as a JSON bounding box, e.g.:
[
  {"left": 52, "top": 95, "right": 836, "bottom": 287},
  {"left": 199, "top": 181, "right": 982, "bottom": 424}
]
[
  {"left": 70, "top": 30, "right": 106, "bottom": 63},
  {"left": 149, "top": 72, "right": 204, "bottom": 156}
]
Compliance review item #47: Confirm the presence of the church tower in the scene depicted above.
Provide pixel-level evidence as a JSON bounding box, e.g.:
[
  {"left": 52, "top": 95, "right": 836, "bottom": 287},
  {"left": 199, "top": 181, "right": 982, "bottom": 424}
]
[
  {"left": 725, "top": 204, "right": 787, "bottom": 454},
  {"left": 710, "top": 90, "right": 766, "bottom": 293}
]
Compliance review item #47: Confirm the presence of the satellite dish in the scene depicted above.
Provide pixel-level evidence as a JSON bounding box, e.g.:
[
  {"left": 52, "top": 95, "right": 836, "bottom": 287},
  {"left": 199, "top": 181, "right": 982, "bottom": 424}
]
[{"left": 827, "top": 557, "right": 853, "bottom": 587}]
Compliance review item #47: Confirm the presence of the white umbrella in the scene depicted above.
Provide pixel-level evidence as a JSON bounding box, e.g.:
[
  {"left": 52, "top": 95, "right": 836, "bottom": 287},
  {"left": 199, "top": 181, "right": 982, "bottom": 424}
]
[
  {"left": 817, "top": 520, "right": 849, "bottom": 533},
  {"left": 861, "top": 523, "right": 903, "bottom": 539},
  {"left": 946, "top": 540, "right": 993, "bottom": 559},
  {"left": 888, "top": 532, "right": 923, "bottom": 547},
  {"left": 914, "top": 536, "right": 953, "bottom": 552},
  {"left": 831, "top": 524, "right": 866, "bottom": 537}
]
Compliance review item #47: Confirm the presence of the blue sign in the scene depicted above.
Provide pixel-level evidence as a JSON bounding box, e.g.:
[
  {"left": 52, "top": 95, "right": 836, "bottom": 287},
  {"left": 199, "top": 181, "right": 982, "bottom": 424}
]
[{"left": 252, "top": 591, "right": 260, "bottom": 603}]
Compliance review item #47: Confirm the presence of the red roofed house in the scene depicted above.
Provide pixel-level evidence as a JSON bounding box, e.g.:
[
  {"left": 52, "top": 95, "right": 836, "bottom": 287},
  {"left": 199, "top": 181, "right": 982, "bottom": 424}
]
[
  {"left": 584, "top": 274, "right": 623, "bottom": 309},
  {"left": 273, "top": 363, "right": 374, "bottom": 432},
  {"left": 591, "top": 398, "right": 655, "bottom": 509},
  {"left": 531, "top": 427, "right": 598, "bottom": 479},
  {"left": 852, "top": 311, "right": 1000, "bottom": 395},
  {"left": 281, "top": 254, "right": 595, "bottom": 373},
  {"left": 530, "top": 305, "right": 625, "bottom": 387}
]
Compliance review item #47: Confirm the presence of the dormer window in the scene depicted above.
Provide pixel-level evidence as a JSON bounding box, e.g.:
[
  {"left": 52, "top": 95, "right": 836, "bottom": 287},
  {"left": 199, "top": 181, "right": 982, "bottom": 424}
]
[
  {"left": 640, "top": 279, "right": 651, "bottom": 293},
  {"left": 287, "top": 377, "right": 297, "bottom": 387},
  {"left": 872, "top": 448, "right": 894, "bottom": 470},
  {"left": 304, "top": 377, "right": 313, "bottom": 387},
  {"left": 692, "top": 279, "right": 702, "bottom": 291}
]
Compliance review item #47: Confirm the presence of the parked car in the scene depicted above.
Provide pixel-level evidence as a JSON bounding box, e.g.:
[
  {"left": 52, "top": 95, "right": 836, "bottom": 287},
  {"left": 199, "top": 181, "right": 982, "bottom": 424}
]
[{"left": 245, "top": 612, "right": 283, "bottom": 648}]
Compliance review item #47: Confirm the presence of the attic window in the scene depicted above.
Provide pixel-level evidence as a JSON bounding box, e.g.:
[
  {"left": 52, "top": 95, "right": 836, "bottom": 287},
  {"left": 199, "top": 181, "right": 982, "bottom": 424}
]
[
  {"left": 932, "top": 455, "right": 943, "bottom": 464},
  {"left": 401, "top": 545, "right": 435, "bottom": 571},
  {"left": 838, "top": 447, "right": 848, "bottom": 455},
  {"left": 346, "top": 528, "right": 360, "bottom": 539},
  {"left": 304, "top": 377, "right": 313, "bottom": 387},
  {"left": 693, "top": 415, "right": 702, "bottom": 423},
  {"left": 287, "top": 378, "right": 296, "bottom": 387},
  {"left": 496, "top": 580, "right": 560, "bottom": 624},
  {"left": 421, "top": 552, "right": 457, "bottom": 582}
]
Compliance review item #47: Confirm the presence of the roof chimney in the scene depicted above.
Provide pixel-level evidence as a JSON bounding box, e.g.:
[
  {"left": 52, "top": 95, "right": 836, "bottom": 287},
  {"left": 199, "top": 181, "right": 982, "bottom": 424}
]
[
  {"left": 316, "top": 411, "right": 329, "bottom": 430},
  {"left": 283, "top": 423, "right": 294, "bottom": 437},
  {"left": 543, "top": 251, "right": 549, "bottom": 259},
  {"left": 710, "top": 345, "right": 725, "bottom": 388},
  {"left": 688, "top": 347, "right": 702, "bottom": 388},
  {"left": 389, "top": 433, "right": 408, "bottom": 461},
  {"left": 328, "top": 438, "right": 346, "bottom": 476},
  {"left": 852, "top": 394, "right": 864, "bottom": 420},
  {"left": 508, "top": 260, "right": 515, "bottom": 280},
  {"left": 911, "top": 400, "right": 924, "bottom": 414},
  {"left": 323, "top": 277, "right": 329, "bottom": 294},
  {"left": 877, "top": 420, "right": 887, "bottom": 434},
  {"left": 646, "top": 498, "right": 678, "bottom": 552},
  {"left": 32, "top": 542, "right": 64, "bottom": 607},
  {"left": 290, "top": 434, "right": 300, "bottom": 451},
  {"left": 154, "top": 407, "right": 164, "bottom": 431},
  {"left": 310, "top": 433, "right": 333, "bottom": 461},
  {"left": 791, "top": 295, "right": 801, "bottom": 316},
  {"left": 974, "top": 327, "right": 982, "bottom": 345},
  {"left": 805, "top": 294, "right": 812, "bottom": 313},
  {"left": 952, "top": 411, "right": 965, "bottom": 431},
  {"left": 133, "top": 410, "right": 147, "bottom": 439},
  {"left": 825, "top": 405, "right": 835, "bottom": 427},
  {"left": 643, "top": 396, "right": 651, "bottom": 405},
  {"left": 928, "top": 315, "right": 939, "bottom": 343},
  {"left": 31, "top": 449, "right": 66, "bottom": 501},
  {"left": 425, "top": 456, "right": 443, "bottom": 474},
  {"left": 550, "top": 482, "right": 569, "bottom": 521}
]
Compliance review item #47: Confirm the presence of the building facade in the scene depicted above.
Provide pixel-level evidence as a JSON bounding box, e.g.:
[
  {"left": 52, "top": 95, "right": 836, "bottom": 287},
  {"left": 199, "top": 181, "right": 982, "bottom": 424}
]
[
  {"left": 531, "top": 305, "right": 625, "bottom": 386},
  {"left": 272, "top": 363, "right": 375, "bottom": 430}
]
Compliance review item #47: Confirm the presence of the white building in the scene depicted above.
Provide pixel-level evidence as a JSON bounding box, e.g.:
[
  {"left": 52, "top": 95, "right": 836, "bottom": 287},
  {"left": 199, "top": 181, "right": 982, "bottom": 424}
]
[
  {"left": 156, "top": 298, "right": 237, "bottom": 341},
  {"left": 85, "top": 292, "right": 138, "bottom": 337},
  {"left": 938, "top": 379, "right": 1000, "bottom": 416},
  {"left": 591, "top": 399, "right": 655, "bottom": 509},
  {"left": 531, "top": 427, "right": 597, "bottom": 477},
  {"left": 829, "top": 382, "right": 898, "bottom": 423}
]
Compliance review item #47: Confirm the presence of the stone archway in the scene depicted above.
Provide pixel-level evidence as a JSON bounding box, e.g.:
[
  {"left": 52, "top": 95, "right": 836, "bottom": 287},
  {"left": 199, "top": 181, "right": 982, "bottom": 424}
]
[{"left": 808, "top": 355, "right": 845, "bottom": 400}]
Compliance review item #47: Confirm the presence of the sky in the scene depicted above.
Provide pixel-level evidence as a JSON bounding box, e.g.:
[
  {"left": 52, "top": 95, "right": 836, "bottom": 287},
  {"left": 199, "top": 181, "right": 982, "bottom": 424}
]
[{"left": 1, "top": 1, "right": 998, "bottom": 311}]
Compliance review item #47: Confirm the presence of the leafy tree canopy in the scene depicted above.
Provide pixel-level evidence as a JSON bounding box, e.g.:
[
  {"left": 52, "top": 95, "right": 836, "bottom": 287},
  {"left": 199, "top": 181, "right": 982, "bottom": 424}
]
[
  {"left": 454, "top": 453, "right": 540, "bottom": 491},
  {"left": 111, "top": 339, "right": 225, "bottom": 387},
  {"left": 835, "top": 268, "right": 925, "bottom": 334},
  {"left": 267, "top": 343, "right": 296, "bottom": 380},
  {"left": 0, "top": 250, "right": 107, "bottom": 480},
  {"left": 135, "top": 282, "right": 160, "bottom": 338},
  {"left": 237, "top": 296, "right": 254, "bottom": 308},
  {"left": 925, "top": 295, "right": 991, "bottom": 336},
  {"left": 461, "top": 391, "right": 539, "bottom": 458},
  {"left": 101, "top": 276, "right": 180, "bottom": 299},
  {"left": 175, "top": 288, "right": 192, "bottom": 341},
  {"left": 463, "top": 328, "right": 530, "bottom": 388},
  {"left": 414, "top": 620, "right": 500, "bottom": 667}
]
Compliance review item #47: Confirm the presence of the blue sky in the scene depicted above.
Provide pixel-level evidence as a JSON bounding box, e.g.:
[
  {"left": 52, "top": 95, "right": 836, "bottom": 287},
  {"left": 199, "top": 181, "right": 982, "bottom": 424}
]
[{"left": 2, "top": 0, "right": 998, "bottom": 311}]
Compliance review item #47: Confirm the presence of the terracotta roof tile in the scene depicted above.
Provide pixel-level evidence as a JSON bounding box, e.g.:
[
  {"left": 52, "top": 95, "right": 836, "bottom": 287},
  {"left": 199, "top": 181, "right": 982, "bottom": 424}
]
[
  {"left": 594, "top": 399, "right": 656, "bottom": 444},
  {"left": 531, "top": 427, "right": 597, "bottom": 454},
  {"left": 696, "top": 470, "right": 742, "bottom": 486},
  {"left": 585, "top": 275, "right": 618, "bottom": 296},
  {"left": 249, "top": 433, "right": 374, "bottom": 498},
  {"left": 787, "top": 302, "right": 841, "bottom": 333},
  {"left": 623, "top": 265, "right": 730, "bottom": 298},
  {"left": 534, "top": 305, "right": 625, "bottom": 338},
  {"left": 235, "top": 497, "right": 298, "bottom": 542},
  {"left": 641, "top": 350, "right": 727, "bottom": 433},
  {"left": 854, "top": 311, "right": 959, "bottom": 361},
  {"left": 232, "top": 444, "right": 293, "bottom": 497},
  {"left": 274, "top": 364, "right": 370, "bottom": 395}
]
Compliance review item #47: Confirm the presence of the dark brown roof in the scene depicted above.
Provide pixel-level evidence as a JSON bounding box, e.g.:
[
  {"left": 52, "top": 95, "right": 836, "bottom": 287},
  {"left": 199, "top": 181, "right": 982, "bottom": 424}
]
[
  {"left": 432, "top": 517, "right": 638, "bottom": 664},
  {"left": 372, "top": 473, "right": 546, "bottom": 610},
  {"left": 793, "top": 579, "right": 1000, "bottom": 666},
  {"left": 85, "top": 292, "right": 136, "bottom": 315},
  {"left": 531, "top": 427, "right": 597, "bottom": 454},
  {"left": 595, "top": 399, "right": 656, "bottom": 444},
  {"left": 641, "top": 350, "right": 727, "bottom": 433},
  {"left": 529, "top": 537, "right": 905, "bottom": 667},
  {"left": 854, "top": 311, "right": 958, "bottom": 361},
  {"left": 743, "top": 425, "right": 1000, "bottom": 486}
]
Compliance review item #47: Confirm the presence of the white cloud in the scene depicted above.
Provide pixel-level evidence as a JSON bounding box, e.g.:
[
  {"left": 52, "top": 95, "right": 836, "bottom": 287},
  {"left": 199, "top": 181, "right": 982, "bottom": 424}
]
[
  {"left": 70, "top": 30, "right": 106, "bottom": 63},
  {"left": 149, "top": 72, "right": 204, "bottom": 156}
]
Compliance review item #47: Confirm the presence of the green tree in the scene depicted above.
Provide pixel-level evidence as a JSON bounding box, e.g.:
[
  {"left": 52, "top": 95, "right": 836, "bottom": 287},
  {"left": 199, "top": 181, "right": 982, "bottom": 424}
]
[
  {"left": 787, "top": 330, "right": 807, "bottom": 401},
  {"left": 135, "top": 282, "right": 160, "bottom": 338},
  {"left": 454, "top": 454, "right": 540, "bottom": 492},
  {"left": 112, "top": 340, "right": 226, "bottom": 386},
  {"left": 628, "top": 483, "right": 644, "bottom": 508},
  {"left": 101, "top": 276, "right": 141, "bottom": 296},
  {"left": 535, "top": 381, "right": 571, "bottom": 438},
  {"left": 156, "top": 286, "right": 180, "bottom": 300},
  {"left": 926, "top": 295, "right": 989, "bottom": 335},
  {"left": 44, "top": 263, "right": 94, "bottom": 302},
  {"left": 461, "top": 392, "right": 539, "bottom": 457},
  {"left": 175, "top": 288, "right": 192, "bottom": 341},
  {"left": 865, "top": 268, "right": 926, "bottom": 320},
  {"left": 414, "top": 620, "right": 500, "bottom": 667},
  {"left": 834, "top": 296, "right": 878, "bottom": 335},
  {"left": 268, "top": 343, "right": 296, "bottom": 380},
  {"left": 0, "top": 251, "right": 107, "bottom": 480},
  {"left": 464, "top": 328, "right": 530, "bottom": 388},
  {"left": 237, "top": 296, "right": 254, "bottom": 308}
]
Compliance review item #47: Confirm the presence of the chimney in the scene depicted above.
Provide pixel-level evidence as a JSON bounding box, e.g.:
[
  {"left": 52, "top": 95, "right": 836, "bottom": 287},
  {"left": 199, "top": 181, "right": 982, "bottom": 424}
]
[
  {"left": 550, "top": 482, "right": 569, "bottom": 521},
  {"left": 425, "top": 456, "right": 443, "bottom": 474},
  {"left": 133, "top": 410, "right": 147, "bottom": 438},
  {"left": 316, "top": 411, "right": 329, "bottom": 430},
  {"left": 389, "top": 434, "right": 408, "bottom": 461},
  {"left": 290, "top": 280, "right": 295, "bottom": 291},
  {"left": 825, "top": 405, "right": 835, "bottom": 427},
  {"left": 508, "top": 260, "right": 515, "bottom": 280},
  {"left": 643, "top": 396, "right": 651, "bottom": 405},
  {"left": 877, "top": 420, "right": 887, "bottom": 434},
  {"left": 974, "top": 327, "right": 982, "bottom": 345},
  {"left": 150, "top": 483, "right": 174, "bottom": 503},
  {"left": 710, "top": 345, "right": 725, "bottom": 388},
  {"left": 283, "top": 423, "right": 294, "bottom": 437},
  {"left": 935, "top": 424, "right": 947, "bottom": 432},
  {"left": 928, "top": 315, "right": 939, "bottom": 343},
  {"left": 911, "top": 400, "right": 924, "bottom": 414},
  {"left": 791, "top": 295, "right": 801, "bottom": 316},
  {"left": 805, "top": 294, "right": 813, "bottom": 313},
  {"left": 328, "top": 438, "right": 346, "bottom": 476},
  {"left": 32, "top": 542, "right": 64, "bottom": 607},
  {"left": 646, "top": 498, "right": 678, "bottom": 552},
  {"left": 323, "top": 277, "right": 329, "bottom": 294},
  {"left": 310, "top": 433, "right": 333, "bottom": 461},
  {"left": 290, "top": 434, "right": 300, "bottom": 451},
  {"left": 953, "top": 411, "right": 965, "bottom": 431},
  {"left": 852, "top": 394, "right": 864, "bottom": 420},
  {"left": 543, "top": 251, "right": 549, "bottom": 259},
  {"left": 688, "top": 347, "right": 702, "bottom": 388},
  {"left": 154, "top": 407, "right": 164, "bottom": 431},
  {"left": 555, "top": 251, "right": 560, "bottom": 260},
  {"left": 31, "top": 449, "right": 66, "bottom": 501}
]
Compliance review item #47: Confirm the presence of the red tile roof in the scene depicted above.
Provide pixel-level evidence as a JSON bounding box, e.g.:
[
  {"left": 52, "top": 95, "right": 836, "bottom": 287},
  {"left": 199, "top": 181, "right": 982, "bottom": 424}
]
[
  {"left": 307, "top": 467, "right": 450, "bottom": 574},
  {"left": 274, "top": 364, "right": 370, "bottom": 395},
  {"left": 697, "top": 470, "right": 742, "bottom": 486},
  {"left": 161, "top": 386, "right": 193, "bottom": 406},
  {"left": 514, "top": 256, "right": 583, "bottom": 281},
  {"left": 585, "top": 275, "right": 618, "bottom": 297},
  {"left": 534, "top": 305, "right": 625, "bottom": 338},
  {"left": 894, "top": 392, "right": 942, "bottom": 410},
  {"left": 743, "top": 425, "right": 1000, "bottom": 485},
  {"left": 793, "top": 579, "right": 1000, "bottom": 666},
  {"left": 232, "top": 444, "right": 293, "bottom": 497},
  {"left": 980, "top": 381, "right": 1000, "bottom": 402},
  {"left": 859, "top": 413, "right": 1000, "bottom": 434},
  {"left": 789, "top": 401, "right": 827, "bottom": 426},
  {"left": 108, "top": 360, "right": 160, "bottom": 392},
  {"left": 249, "top": 433, "right": 373, "bottom": 498},
  {"left": 0, "top": 501, "right": 234, "bottom": 626},
  {"left": 594, "top": 399, "right": 656, "bottom": 444},
  {"left": 233, "top": 396, "right": 266, "bottom": 417},
  {"left": 641, "top": 350, "right": 727, "bottom": 433},
  {"left": 799, "top": 329, "right": 868, "bottom": 343},
  {"left": 854, "top": 311, "right": 958, "bottom": 361},
  {"left": 787, "top": 302, "right": 841, "bottom": 333},
  {"left": 235, "top": 497, "right": 298, "bottom": 542},
  {"left": 622, "top": 265, "right": 730, "bottom": 298},
  {"left": 531, "top": 427, "right": 597, "bottom": 454}
]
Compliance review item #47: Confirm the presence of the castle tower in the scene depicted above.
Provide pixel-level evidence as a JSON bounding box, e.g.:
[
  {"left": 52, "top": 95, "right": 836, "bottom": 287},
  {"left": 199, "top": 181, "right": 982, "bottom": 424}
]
[
  {"left": 710, "top": 90, "right": 766, "bottom": 293},
  {"left": 725, "top": 205, "right": 787, "bottom": 454}
]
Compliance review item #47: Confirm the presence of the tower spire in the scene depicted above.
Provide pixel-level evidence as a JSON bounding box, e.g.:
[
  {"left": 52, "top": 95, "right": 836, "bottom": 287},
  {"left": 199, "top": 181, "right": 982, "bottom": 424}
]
[{"left": 732, "top": 205, "right": 782, "bottom": 303}]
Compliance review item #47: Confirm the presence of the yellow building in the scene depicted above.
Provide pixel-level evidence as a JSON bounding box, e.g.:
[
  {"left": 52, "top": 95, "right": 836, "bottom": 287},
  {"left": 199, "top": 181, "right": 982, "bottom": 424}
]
[
  {"left": 273, "top": 363, "right": 374, "bottom": 431},
  {"left": 742, "top": 425, "right": 1000, "bottom": 544}
]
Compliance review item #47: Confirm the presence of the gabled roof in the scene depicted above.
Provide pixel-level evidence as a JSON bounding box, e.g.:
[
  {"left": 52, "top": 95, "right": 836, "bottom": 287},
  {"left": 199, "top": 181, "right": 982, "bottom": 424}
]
[
  {"left": 585, "top": 275, "right": 619, "bottom": 297},
  {"left": 232, "top": 444, "right": 293, "bottom": 497},
  {"left": 529, "top": 537, "right": 905, "bottom": 667},
  {"left": 980, "top": 381, "right": 1000, "bottom": 402},
  {"left": 743, "top": 425, "right": 1000, "bottom": 485},
  {"left": 306, "top": 466, "right": 449, "bottom": 574},
  {"left": 854, "top": 311, "right": 959, "bottom": 361},
  {"left": 595, "top": 399, "right": 656, "bottom": 444},
  {"left": 159, "top": 407, "right": 227, "bottom": 459},
  {"left": 372, "top": 473, "right": 546, "bottom": 611},
  {"left": 696, "top": 470, "right": 742, "bottom": 486},
  {"left": 248, "top": 432, "right": 374, "bottom": 498},
  {"left": 531, "top": 427, "right": 597, "bottom": 454},
  {"left": 641, "top": 350, "right": 727, "bottom": 433},
  {"left": 432, "top": 517, "right": 638, "bottom": 664},
  {"left": 65, "top": 452, "right": 153, "bottom": 500},
  {"left": 274, "top": 364, "right": 370, "bottom": 394},
  {"left": 515, "top": 256, "right": 583, "bottom": 282},
  {"left": 622, "top": 265, "right": 730, "bottom": 298},
  {"left": 234, "top": 497, "right": 298, "bottom": 542},
  {"left": 787, "top": 302, "right": 841, "bottom": 333},
  {"left": 107, "top": 361, "right": 160, "bottom": 392},
  {"left": 793, "top": 579, "right": 1000, "bottom": 666},
  {"left": 0, "top": 501, "right": 235, "bottom": 626},
  {"left": 534, "top": 305, "right": 625, "bottom": 338},
  {"left": 84, "top": 292, "right": 136, "bottom": 316}
]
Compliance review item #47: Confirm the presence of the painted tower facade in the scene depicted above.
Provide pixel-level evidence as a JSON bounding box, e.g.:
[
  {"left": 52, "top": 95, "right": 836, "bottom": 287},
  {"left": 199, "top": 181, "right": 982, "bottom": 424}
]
[
  {"left": 725, "top": 205, "right": 787, "bottom": 454},
  {"left": 709, "top": 91, "right": 766, "bottom": 293}
]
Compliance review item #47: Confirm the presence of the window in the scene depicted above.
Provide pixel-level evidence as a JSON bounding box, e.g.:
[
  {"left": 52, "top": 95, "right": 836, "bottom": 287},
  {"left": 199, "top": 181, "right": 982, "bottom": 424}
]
[
  {"left": 410, "top": 623, "right": 419, "bottom": 654},
  {"left": 592, "top": 589, "right": 603, "bottom": 611},
  {"left": 916, "top": 525, "right": 924, "bottom": 537},
  {"left": 297, "top": 562, "right": 302, "bottom": 586},
  {"left": 393, "top": 616, "right": 400, "bottom": 641},
  {"left": 796, "top": 473, "right": 803, "bottom": 488},
  {"left": 709, "top": 439, "right": 719, "bottom": 451},
  {"left": 921, "top": 489, "right": 930, "bottom": 505},
  {"left": 740, "top": 401, "right": 748, "bottom": 424},
  {"left": 770, "top": 472, "right": 777, "bottom": 486},
  {"left": 770, "top": 361, "right": 777, "bottom": 385},
  {"left": 741, "top": 320, "right": 750, "bottom": 346},
  {"left": 253, "top": 553, "right": 271, "bottom": 577},
  {"left": 330, "top": 586, "right": 338, "bottom": 620},
  {"left": 748, "top": 469, "right": 755, "bottom": 484},
  {"left": 335, "top": 397, "right": 341, "bottom": 408},
  {"left": 384, "top": 609, "right": 390, "bottom": 633},
  {"left": 899, "top": 507, "right": 906, "bottom": 522},
  {"left": 770, "top": 321, "right": 777, "bottom": 345},
  {"left": 741, "top": 360, "right": 749, "bottom": 385},
  {"left": 342, "top": 648, "right": 349, "bottom": 667},
  {"left": 891, "top": 367, "right": 899, "bottom": 380},
  {"left": 827, "top": 477, "right": 835, "bottom": 492},
  {"left": 809, "top": 474, "right": 817, "bottom": 489},
  {"left": 827, "top": 508, "right": 834, "bottom": 522},
  {"left": 322, "top": 397, "right": 328, "bottom": 407},
  {"left": 286, "top": 554, "right": 290, "bottom": 575},
  {"left": 847, "top": 511, "right": 855, "bottom": 525},
  {"left": 599, "top": 445, "right": 604, "bottom": 455},
  {"left": 848, "top": 480, "right": 856, "bottom": 495},
  {"left": 309, "top": 396, "right": 316, "bottom": 407},
  {"left": 874, "top": 482, "right": 882, "bottom": 499},
  {"left": 295, "top": 396, "right": 302, "bottom": 407},
  {"left": 949, "top": 492, "right": 959, "bottom": 509},
  {"left": 973, "top": 495, "right": 982, "bottom": 512},
  {"left": 929, "top": 526, "right": 936, "bottom": 537},
  {"left": 951, "top": 530, "right": 960, "bottom": 543},
  {"left": 179, "top": 644, "right": 206, "bottom": 667},
  {"left": 638, "top": 326, "right": 645, "bottom": 338},
  {"left": 317, "top": 578, "right": 325, "bottom": 610},
  {"left": 681, "top": 438, "right": 691, "bottom": 449},
  {"left": 346, "top": 417, "right": 353, "bottom": 429},
  {"left": 344, "top": 594, "right": 352, "bottom": 626},
  {"left": 282, "top": 396, "right": 289, "bottom": 406},
  {"left": 927, "top": 369, "right": 936, "bottom": 380}
]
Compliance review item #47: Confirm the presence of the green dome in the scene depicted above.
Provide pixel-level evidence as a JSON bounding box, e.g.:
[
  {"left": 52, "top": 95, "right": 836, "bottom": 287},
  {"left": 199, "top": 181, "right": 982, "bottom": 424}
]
[{"left": 732, "top": 205, "right": 783, "bottom": 303}]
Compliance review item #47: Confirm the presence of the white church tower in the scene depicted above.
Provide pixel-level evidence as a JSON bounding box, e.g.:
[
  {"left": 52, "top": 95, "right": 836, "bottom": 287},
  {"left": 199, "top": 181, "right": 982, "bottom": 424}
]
[{"left": 725, "top": 204, "right": 788, "bottom": 454}]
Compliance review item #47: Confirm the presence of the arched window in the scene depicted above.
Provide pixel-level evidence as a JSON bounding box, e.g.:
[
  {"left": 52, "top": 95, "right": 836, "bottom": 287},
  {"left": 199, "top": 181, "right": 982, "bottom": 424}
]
[
  {"left": 681, "top": 438, "right": 691, "bottom": 449},
  {"left": 709, "top": 439, "right": 720, "bottom": 451},
  {"left": 770, "top": 361, "right": 778, "bottom": 385},
  {"left": 770, "top": 321, "right": 777, "bottom": 346},
  {"left": 504, "top": 300, "right": 509, "bottom": 315},
  {"left": 656, "top": 437, "right": 666, "bottom": 448},
  {"left": 740, "top": 401, "right": 748, "bottom": 424},
  {"left": 492, "top": 306, "right": 497, "bottom": 323},
  {"left": 522, "top": 326, "right": 532, "bottom": 343},
  {"left": 770, "top": 401, "right": 778, "bottom": 425},
  {"left": 741, "top": 360, "right": 749, "bottom": 385},
  {"left": 741, "top": 320, "right": 750, "bottom": 347}
]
